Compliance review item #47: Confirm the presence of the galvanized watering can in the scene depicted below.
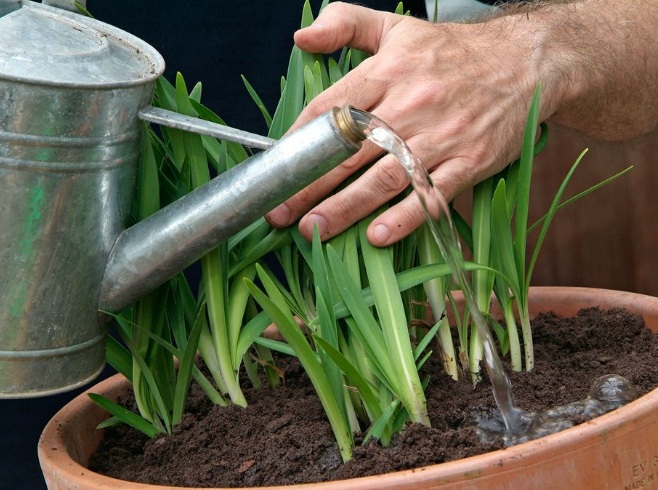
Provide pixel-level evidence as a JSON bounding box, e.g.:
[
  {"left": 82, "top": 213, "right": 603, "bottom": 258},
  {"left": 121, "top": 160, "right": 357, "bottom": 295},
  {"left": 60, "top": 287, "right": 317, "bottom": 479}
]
[{"left": 0, "top": 0, "right": 368, "bottom": 397}]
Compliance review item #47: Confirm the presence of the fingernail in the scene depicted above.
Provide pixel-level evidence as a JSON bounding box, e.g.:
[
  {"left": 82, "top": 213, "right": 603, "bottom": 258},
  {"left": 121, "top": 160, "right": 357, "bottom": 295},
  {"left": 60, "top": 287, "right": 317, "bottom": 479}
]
[
  {"left": 267, "top": 204, "right": 291, "bottom": 226},
  {"left": 306, "top": 214, "right": 328, "bottom": 237},
  {"left": 373, "top": 224, "right": 391, "bottom": 244}
]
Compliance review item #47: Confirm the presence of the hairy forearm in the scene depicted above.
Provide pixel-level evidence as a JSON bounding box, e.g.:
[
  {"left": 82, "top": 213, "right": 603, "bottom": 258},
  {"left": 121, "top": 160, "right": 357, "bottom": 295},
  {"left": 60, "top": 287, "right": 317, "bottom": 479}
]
[{"left": 496, "top": 0, "right": 658, "bottom": 140}]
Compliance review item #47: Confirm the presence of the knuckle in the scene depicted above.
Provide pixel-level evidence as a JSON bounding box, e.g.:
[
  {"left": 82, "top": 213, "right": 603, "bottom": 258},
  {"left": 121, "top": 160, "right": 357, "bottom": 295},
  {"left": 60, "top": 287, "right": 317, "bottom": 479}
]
[
  {"left": 334, "top": 197, "right": 363, "bottom": 224},
  {"left": 373, "top": 159, "right": 408, "bottom": 194},
  {"left": 291, "top": 183, "right": 324, "bottom": 211}
]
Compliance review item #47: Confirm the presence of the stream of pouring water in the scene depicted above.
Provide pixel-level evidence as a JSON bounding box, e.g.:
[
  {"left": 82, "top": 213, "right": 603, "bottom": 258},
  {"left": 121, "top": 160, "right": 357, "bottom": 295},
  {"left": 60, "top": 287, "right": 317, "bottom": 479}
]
[
  {"left": 349, "top": 108, "right": 637, "bottom": 444},
  {"left": 349, "top": 109, "right": 525, "bottom": 436}
]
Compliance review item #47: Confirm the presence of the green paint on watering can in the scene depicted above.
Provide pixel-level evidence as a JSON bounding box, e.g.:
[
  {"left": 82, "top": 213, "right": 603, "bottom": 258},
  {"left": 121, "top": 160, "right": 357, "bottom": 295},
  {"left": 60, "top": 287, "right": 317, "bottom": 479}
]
[
  {"left": 29, "top": 185, "right": 45, "bottom": 219},
  {"left": 8, "top": 184, "right": 46, "bottom": 321},
  {"left": 7, "top": 283, "right": 28, "bottom": 320},
  {"left": 20, "top": 184, "right": 45, "bottom": 254}
]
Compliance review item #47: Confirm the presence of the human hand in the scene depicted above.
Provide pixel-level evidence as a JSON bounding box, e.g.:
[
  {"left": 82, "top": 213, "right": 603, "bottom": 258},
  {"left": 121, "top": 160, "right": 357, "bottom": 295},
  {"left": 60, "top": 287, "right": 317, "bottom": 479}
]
[{"left": 265, "top": 2, "right": 566, "bottom": 246}]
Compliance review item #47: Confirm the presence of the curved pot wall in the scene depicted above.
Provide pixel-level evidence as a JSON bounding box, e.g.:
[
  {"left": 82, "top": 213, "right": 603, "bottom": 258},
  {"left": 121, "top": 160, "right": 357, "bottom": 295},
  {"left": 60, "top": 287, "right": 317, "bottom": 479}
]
[{"left": 38, "top": 287, "right": 658, "bottom": 490}]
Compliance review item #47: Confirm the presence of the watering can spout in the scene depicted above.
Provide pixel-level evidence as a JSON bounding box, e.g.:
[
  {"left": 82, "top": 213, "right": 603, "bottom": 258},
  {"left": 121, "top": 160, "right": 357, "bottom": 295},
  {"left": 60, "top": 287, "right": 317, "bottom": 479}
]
[
  {"left": 0, "top": 0, "right": 369, "bottom": 397},
  {"left": 98, "top": 106, "right": 367, "bottom": 312}
]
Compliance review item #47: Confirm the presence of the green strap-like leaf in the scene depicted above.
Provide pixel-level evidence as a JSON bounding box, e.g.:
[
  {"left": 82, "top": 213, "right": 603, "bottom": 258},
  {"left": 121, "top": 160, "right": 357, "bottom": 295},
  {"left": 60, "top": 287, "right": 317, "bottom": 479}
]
[
  {"left": 526, "top": 149, "right": 587, "bottom": 284},
  {"left": 105, "top": 335, "right": 132, "bottom": 381},
  {"left": 241, "top": 74, "right": 273, "bottom": 128},
  {"left": 247, "top": 265, "right": 353, "bottom": 462},
  {"left": 137, "top": 124, "right": 160, "bottom": 221},
  {"left": 88, "top": 394, "right": 160, "bottom": 438},
  {"left": 363, "top": 399, "right": 400, "bottom": 445},
  {"left": 513, "top": 84, "right": 542, "bottom": 289},
  {"left": 358, "top": 216, "right": 429, "bottom": 425},
  {"left": 326, "top": 246, "right": 395, "bottom": 386},
  {"left": 172, "top": 306, "right": 205, "bottom": 425},
  {"left": 313, "top": 336, "right": 384, "bottom": 427},
  {"left": 491, "top": 179, "right": 521, "bottom": 298},
  {"left": 528, "top": 165, "right": 633, "bottom": 233}
]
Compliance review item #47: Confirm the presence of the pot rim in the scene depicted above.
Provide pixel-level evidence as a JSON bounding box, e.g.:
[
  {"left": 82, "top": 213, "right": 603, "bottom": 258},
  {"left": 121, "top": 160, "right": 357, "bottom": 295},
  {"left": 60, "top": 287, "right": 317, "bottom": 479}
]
[{"left": 38, "top": 286, "right": 658, "bottom": 489}]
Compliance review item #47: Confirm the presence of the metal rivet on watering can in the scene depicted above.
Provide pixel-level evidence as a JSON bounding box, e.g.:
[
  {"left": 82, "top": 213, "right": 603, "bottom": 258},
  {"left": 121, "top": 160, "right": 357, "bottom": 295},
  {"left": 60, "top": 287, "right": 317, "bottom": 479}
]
[{"left": 0, "top": 2, "right": 367, "bottom": 397}]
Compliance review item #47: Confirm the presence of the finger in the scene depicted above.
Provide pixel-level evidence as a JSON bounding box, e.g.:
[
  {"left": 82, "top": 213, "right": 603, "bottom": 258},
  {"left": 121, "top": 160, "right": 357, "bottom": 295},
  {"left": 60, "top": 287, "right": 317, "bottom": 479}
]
[
  {"left": 294, "top": 2, "right": 396, "bottom": 55},
  {"left": 265, "top": 140, "right": 384, "bottom": 228},
  {"left": 287, "top": 112, "right": 466, "bottom": 241},
  {"left": 263, "top": 316, "right": 306, "bottom": 341},
  {"left": 365, "top": 156, "right": 479, "bottom": 246},
  {"left": 289, "top": 3, "right": 402, "bottom": 130},
  {"left": 296, "top": 152, "right": 410, "bottom": 241},
  {"left": 290, "top": 120, "right": 442, "bottom": 240}
]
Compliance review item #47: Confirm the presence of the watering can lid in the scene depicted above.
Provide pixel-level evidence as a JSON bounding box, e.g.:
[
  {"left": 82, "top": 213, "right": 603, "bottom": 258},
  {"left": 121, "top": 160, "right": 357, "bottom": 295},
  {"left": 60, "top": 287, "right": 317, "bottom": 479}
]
[{"left": 0, "top": 1, "right": 165, "bottom": 87}]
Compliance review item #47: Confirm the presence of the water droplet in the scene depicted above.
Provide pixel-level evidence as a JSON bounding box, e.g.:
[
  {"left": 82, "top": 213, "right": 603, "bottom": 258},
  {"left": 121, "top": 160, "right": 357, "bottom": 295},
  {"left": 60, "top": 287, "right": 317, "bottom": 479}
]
[{"left": 588, "top": 374, "right": 636, "bottom": 403}]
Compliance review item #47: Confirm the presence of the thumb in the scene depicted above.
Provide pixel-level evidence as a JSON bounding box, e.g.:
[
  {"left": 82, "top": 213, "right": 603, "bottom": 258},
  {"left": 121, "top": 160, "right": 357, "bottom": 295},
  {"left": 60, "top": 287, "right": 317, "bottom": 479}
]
[{"left": 294, "top": 2, "right": 398, "bottom": 55}]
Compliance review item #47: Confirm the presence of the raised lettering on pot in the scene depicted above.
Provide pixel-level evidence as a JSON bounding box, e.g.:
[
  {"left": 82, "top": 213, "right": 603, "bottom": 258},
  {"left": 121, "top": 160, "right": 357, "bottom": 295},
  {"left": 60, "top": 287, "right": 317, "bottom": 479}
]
[{"left": 626, "top": 453, "right": 658, "bottom": 489}]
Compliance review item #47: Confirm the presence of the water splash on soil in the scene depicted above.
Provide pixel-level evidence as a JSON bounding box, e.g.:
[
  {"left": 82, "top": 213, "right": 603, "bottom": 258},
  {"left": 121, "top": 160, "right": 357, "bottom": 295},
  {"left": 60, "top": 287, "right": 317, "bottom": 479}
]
[{"left": 476, "top": 374, "right": 637, "bottom": 444}]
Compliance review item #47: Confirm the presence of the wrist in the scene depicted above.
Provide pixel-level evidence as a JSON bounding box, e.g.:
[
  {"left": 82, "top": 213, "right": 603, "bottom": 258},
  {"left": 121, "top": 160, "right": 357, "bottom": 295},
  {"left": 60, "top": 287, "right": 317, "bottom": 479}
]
[
  {"left": 492, "top": 1, "right": 658, "bottom": 140},
  {"left": 492, "top": 3, "right": 588, "bottom": 122}
]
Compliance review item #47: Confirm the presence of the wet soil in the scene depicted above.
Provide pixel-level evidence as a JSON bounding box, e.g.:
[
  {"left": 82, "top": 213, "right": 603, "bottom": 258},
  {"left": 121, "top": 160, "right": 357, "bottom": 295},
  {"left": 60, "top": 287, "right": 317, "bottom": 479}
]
[{"left": 90, "top": 307, "right": 658, "bottom": 487}]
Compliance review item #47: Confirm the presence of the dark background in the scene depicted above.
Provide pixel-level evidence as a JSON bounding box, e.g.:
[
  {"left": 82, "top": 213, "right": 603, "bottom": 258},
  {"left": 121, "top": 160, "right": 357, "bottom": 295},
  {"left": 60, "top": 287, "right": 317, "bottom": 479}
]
[
  {"left": 95, "top": 0, "right": 427, "bottom": 135},
  {"left": 1, "top": 1, "right": 426, "bottom": 488}
]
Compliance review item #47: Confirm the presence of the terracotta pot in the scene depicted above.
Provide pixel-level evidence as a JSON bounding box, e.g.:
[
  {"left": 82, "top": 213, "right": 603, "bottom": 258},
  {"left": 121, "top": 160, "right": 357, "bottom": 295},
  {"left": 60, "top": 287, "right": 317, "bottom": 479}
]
[{"left": 38, "top": 287, "right": 658, "bottom": 490}]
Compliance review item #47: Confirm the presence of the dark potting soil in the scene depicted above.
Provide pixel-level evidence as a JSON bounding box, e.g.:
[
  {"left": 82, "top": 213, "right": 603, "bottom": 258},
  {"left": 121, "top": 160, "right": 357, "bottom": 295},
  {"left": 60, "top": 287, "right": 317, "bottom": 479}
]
[{"left": 90, "top": 307, "right": 658, "bottom": 487}]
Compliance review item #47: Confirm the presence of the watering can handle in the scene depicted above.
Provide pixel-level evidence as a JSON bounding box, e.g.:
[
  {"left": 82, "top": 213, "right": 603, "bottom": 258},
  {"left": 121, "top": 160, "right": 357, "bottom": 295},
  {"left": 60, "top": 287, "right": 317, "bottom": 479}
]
[{"left": 138, "top": 106, "right": 276, "bottom": 150}]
